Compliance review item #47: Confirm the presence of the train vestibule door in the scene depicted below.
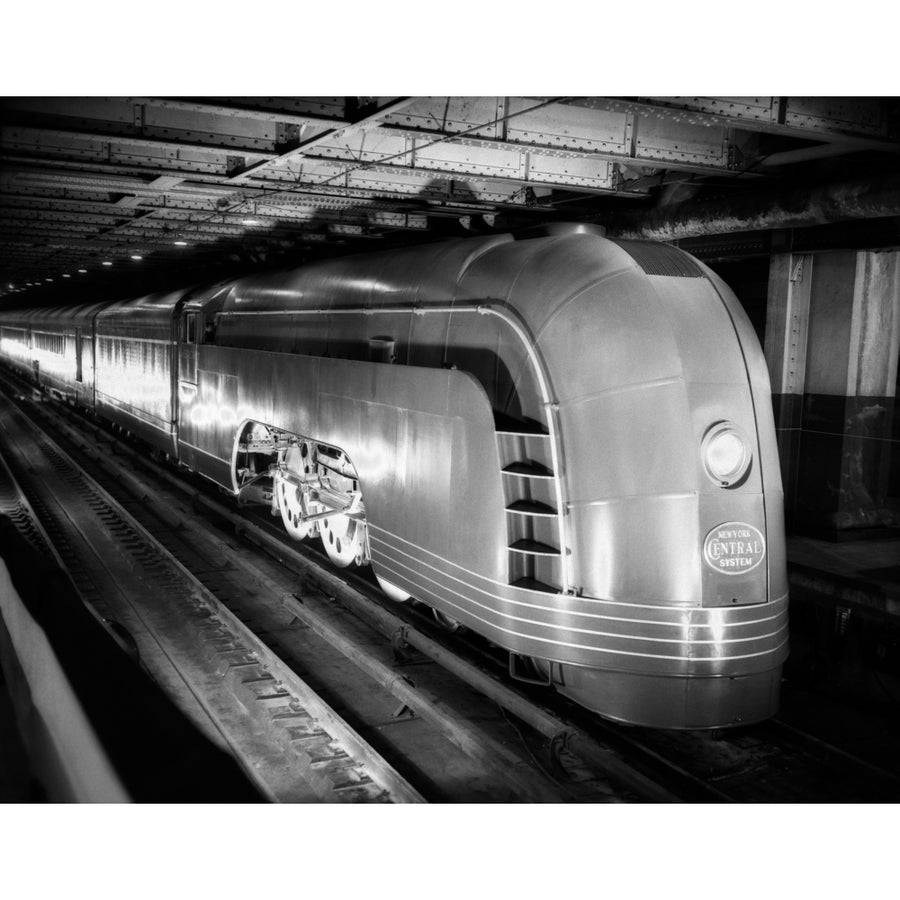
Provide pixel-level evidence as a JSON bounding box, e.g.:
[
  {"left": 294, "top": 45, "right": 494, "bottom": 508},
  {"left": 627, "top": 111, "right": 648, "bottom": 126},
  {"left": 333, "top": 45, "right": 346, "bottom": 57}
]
[
  {"left": 178, "top": 311, "right": 199, "bottom": 385},
  {"left": 175, "top": 309, "right": 201, "bottom": 468},
  {"left": 74, "top": 327, "right": 83, "bottom": 383}
]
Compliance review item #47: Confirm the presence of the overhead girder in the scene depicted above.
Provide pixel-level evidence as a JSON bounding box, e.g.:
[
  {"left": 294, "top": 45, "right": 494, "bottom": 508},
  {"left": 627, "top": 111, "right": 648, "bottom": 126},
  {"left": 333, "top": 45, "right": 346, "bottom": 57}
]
[
  {"left": 0, "top": 192, "right": 438, "bottom": 235},
  {"left": 4, "top": 95, "right": 716, "bottom": 195},
  {"left": 377, "top": 107, "right": 739, "bottom": 178},
  {"left": 0, "top": 96, "right": 354, "bottom": 153},
  {"left": 1, "top": 124, "right": 280, "bottom": 162},
  {"left": 0, "top": 215, "right": 420, "bottom": 245},
  {"left": 131, "top": 97, "right": 353, "bottom": 129},
  {"left": 561, "top": 97, "right": 899, "bottom": 148},
  {"left": 3, "top": 96, "right": 900, "bottom": 300},
  {"left": 225, "top": 96, "right": 421, "bottom": 184},
  {"left": 0, "top": 162, "right": 548, "bottom": 224},
  {"left": 4, "top": 97, "right": 896, "bottom": 198},
  {"left": 0, "top": 198, "right": 428, "bottom": 229}
]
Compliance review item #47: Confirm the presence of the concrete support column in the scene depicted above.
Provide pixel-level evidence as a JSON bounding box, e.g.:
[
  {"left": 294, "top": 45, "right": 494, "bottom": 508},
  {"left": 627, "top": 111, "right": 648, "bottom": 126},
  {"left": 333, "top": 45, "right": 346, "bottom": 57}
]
[
  {"left": 765, "top": 252, "right": 813, "bottom": 526},
  {"left": 767, "top": 250, "right": 900, "bottom": 536},
  {"left": 839, "top": 252, "right": 900, "bottom": 531}
]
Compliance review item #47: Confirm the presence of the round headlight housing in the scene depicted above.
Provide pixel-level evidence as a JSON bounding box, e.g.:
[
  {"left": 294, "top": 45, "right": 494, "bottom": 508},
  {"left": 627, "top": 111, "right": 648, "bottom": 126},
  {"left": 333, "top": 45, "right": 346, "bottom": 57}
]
[{"left": 701, "top": 422, "right": 752, "bottom": 487}]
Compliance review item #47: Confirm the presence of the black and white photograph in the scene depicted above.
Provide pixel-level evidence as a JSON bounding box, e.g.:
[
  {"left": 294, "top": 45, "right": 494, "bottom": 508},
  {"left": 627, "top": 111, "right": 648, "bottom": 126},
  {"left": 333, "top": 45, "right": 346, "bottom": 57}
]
[{"left": 0, "top": 7, "right": 896, "bottom": 897}]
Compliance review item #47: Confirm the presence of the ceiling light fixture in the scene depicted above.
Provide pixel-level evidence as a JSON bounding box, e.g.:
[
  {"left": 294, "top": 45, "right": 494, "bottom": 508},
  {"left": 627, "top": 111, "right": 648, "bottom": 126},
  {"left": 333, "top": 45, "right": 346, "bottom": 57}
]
[
  {"left": 62, "top": 274, "right": 71, "bottom": 278},
  {"left": 102, "top": 261, "right": 113, "bottom": 266},
  {"left": 173, "top": 240, "right": 188, "bottom": 247},
  {"left": 131, "top": 255, "right": 143, "bottom": 261},
  {"left": 78, "top": 269, "right": 87, "bottom": 274}
]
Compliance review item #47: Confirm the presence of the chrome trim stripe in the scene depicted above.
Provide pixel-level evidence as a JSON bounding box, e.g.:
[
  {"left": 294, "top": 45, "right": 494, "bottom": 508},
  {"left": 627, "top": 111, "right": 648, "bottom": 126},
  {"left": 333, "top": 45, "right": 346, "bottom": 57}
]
[
  {"left": 370, "top": 522, "right": 783, "bottom": 619},
  {"left": 567, "top": 490, "right": 698, "bottom": 509},
  {"left": 374, "top": 553, "right": 788, "bottom": 663},
  {"left": 371, "top": 544, "right": 786, "bottom": 648}
]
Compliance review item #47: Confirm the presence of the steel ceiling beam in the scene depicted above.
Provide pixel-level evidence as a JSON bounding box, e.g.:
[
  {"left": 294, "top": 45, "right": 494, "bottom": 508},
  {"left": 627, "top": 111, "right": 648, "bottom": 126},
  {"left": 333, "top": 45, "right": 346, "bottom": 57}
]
[
  {"left": 3, "top": 97, "right": 900, "bottom": 295},
  {"left": 375, "top": 122, "right": 739, "bottom": 179},
  {"left": 131, "top": 97, "right": 352, "bottom": 130},
  {"left": 1, "top": 124, "right": 279, "bottom": 161},
  {"left": 0, "top": 199, "right": 427, "bottom": 232},
  {"left": 1, "top": 96, "right": 348, "bottom": 145},
  {"left": 227, "top": 97, "right": 421, "bottom": 184},
  {"left": 0, "top": 171, "right": 502, "bottom": 228},
  {"left": 295, "top": 151, "right": 614, "bottom": 195},
  {"left": 2, "top": 153, "right": 527, "bottom": 212},
  {"left": 375, "top": 97, "right": 754, "bottom": 180},
  {"left": 563, "top": 97, "right": 900, "bottom": 149}
]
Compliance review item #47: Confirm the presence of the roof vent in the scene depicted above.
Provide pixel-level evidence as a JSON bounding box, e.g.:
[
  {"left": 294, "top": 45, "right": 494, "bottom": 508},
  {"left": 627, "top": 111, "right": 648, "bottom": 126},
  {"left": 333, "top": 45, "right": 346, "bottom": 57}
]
[{"left": 611, "top": 239, "right": 704, "bottom": 277}]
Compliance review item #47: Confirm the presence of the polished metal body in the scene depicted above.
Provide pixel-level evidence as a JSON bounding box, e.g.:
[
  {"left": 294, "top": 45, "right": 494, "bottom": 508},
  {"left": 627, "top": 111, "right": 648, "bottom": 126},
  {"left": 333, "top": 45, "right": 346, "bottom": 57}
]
[
  {"left": 0, "top": 302, "right": 108, "bottom": 408},
  {"left": 0, "top": 231, "right": 789, "bottom": 728}
]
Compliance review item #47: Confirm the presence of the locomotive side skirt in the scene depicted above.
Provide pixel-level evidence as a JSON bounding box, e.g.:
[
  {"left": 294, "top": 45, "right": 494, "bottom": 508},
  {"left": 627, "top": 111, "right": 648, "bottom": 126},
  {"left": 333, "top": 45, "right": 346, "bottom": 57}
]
[{"left": 177, "top": 346, "right": 511, "bottom": 585}]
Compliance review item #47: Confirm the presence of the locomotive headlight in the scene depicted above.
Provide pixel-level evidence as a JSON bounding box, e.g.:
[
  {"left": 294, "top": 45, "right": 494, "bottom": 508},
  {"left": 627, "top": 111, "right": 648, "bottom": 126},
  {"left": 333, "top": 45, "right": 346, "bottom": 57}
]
[{"left": 702, "top": 422, "right": 751, "bottom": 487}]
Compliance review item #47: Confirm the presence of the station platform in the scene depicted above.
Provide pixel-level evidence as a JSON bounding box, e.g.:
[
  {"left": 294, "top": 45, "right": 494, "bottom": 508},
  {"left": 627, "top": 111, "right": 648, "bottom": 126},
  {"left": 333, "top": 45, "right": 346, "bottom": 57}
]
[{"left": 787, "top": 534, "right": 900, "bottom": 623}]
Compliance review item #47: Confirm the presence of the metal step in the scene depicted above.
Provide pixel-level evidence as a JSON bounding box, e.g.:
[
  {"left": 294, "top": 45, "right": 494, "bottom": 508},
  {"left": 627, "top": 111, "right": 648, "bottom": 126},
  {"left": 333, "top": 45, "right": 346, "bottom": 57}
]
[
  {"left": 508, "top": 538, "right": 561, "bottom": 557},
  {"left": 506, "top": 499, "right": 557, "bottom": 518},
  {"left": 494, "top": 412, "right": 549, "bottom": 436},
  {"left": 502, "top": 461, "right": 555, "bottom": 480}
]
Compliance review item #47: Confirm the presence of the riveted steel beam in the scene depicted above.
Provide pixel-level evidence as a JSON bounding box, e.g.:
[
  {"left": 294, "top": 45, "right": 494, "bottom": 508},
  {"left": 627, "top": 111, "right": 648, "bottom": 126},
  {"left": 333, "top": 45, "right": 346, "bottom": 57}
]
[
  {"left": 289, "top": 121, "right": 619, "bottom": 192},
  {"left": 1, "top": 124, "right": 279, "bottom": 161},
  {"left": 4, "top": 96, "right": 898, "bottom": 292},
  {"left": 375, "top": 122, "right": 731, "bottom": 177},
  {"left": 377, "top": 97, "right": 751, "bottom": 178},
  {"left": 1, "top": 155, "right": 528, "bottom": 214},
  {"left": 295, "top": 150, "right": 615, "bottom": 195},
  {"left": 227, "top": 97, "right": 420, "bottom": 184},
  {"left": 0, "top": 169, "right": 499, "bottom": 226},
  {"left": 131, "top": 97, "right": 352, "bottom": 130},
  {"left": 563, "top": 97, "right": 900, "bottom": 150},
  {"left": 2, "top": 96, "right": 348, "bottom": 150},
  {"left": 0, "top": 208, "right": 418, "bottom": 255}
]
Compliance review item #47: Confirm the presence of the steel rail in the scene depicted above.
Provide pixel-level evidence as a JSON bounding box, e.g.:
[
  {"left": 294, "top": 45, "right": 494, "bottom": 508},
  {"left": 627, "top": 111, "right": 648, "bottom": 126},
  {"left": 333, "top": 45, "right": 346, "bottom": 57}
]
[{"left": 766, "top": 717, "right": 900, "bottom": 791}]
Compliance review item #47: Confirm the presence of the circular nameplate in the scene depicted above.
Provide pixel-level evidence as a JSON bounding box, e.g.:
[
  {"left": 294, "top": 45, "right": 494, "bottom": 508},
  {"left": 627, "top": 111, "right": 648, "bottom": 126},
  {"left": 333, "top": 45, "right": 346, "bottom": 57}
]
[{"left": 703, "top": 522, "right": 766, "bottom": 575}]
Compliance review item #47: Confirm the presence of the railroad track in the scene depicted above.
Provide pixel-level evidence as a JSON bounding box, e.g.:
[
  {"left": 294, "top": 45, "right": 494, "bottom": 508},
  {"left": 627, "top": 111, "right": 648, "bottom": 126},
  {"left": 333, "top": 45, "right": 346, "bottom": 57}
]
[
  {"left": 601, "top": 714, "right": 900, "bottom": 802},
  {"left": 0, "top": 389, "right": 424, "bottom": 802},
  {"left": 6, "top": 373, "right": 900, "bottom": 802}
]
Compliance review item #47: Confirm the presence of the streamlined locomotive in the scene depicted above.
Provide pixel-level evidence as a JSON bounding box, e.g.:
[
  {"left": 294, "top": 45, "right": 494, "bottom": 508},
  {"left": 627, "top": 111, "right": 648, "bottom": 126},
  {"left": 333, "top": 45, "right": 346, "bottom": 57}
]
[{"left": 0, "top": 230, "right": 789, "bottom": 729}]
